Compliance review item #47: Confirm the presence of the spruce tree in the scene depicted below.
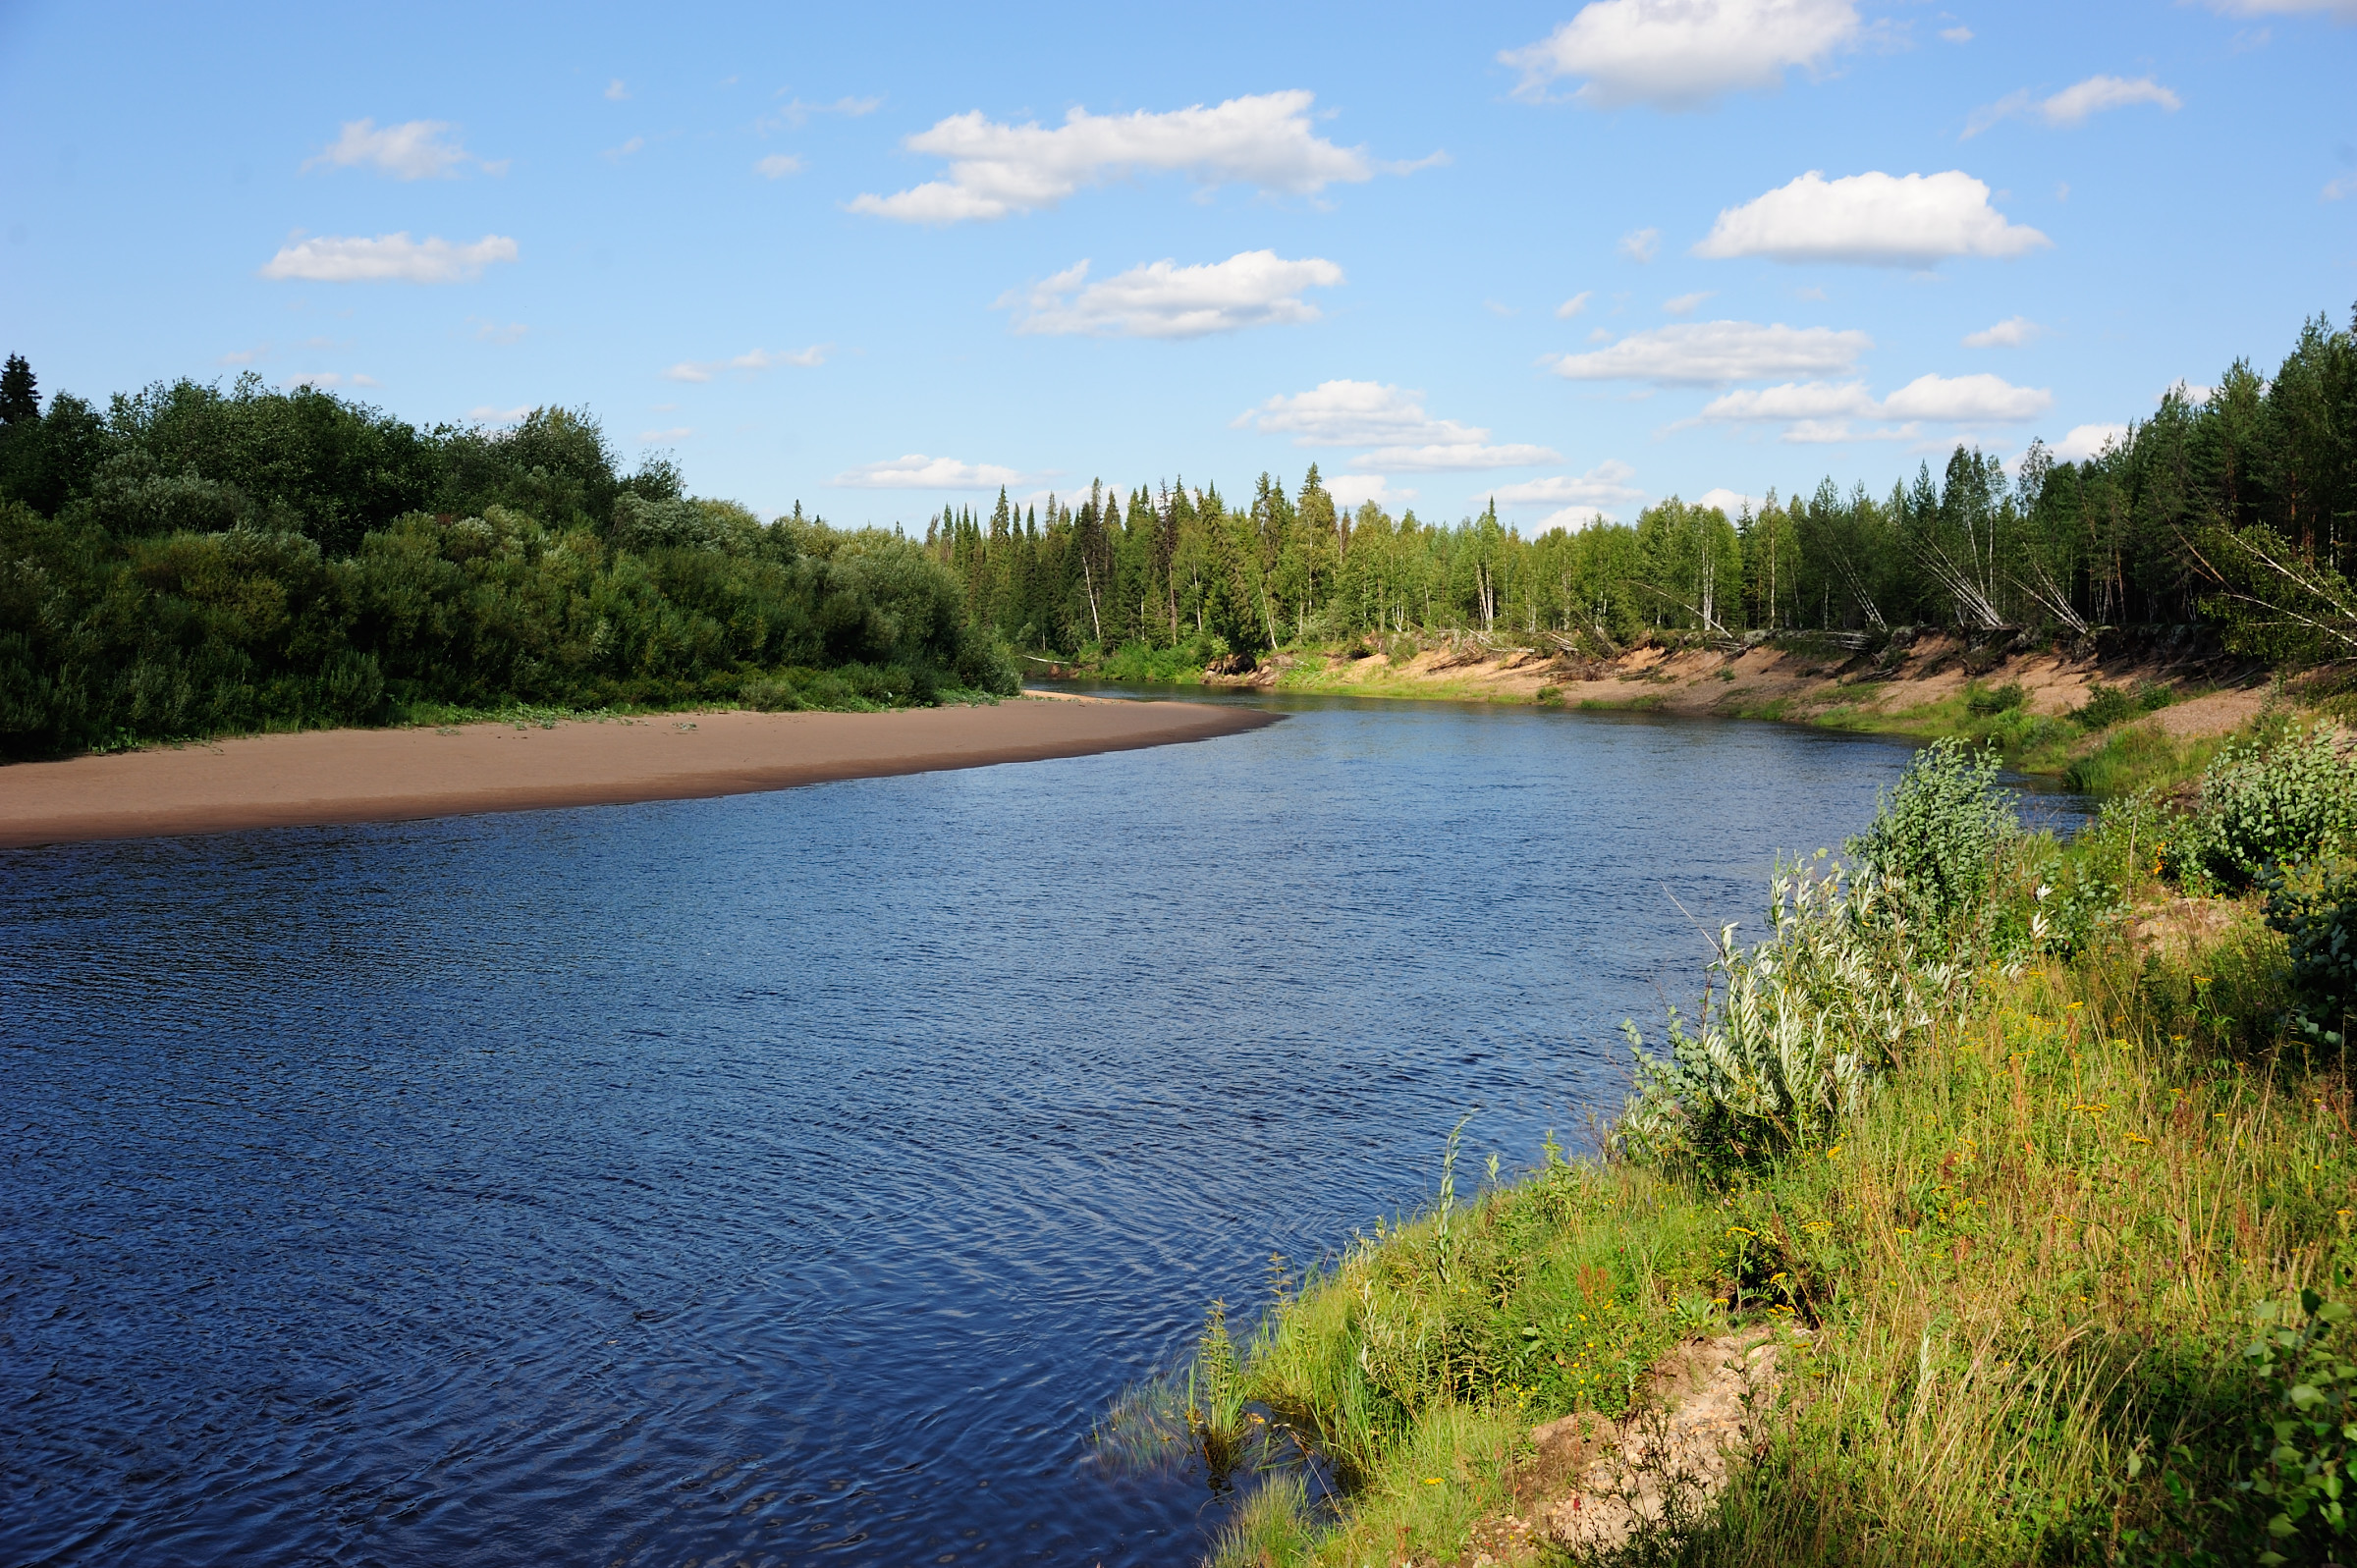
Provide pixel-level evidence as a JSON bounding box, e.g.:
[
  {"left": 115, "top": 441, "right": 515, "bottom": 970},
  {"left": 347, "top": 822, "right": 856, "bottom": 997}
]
[{"left": 0, "top": 354, "right": 37, "bottom": 425}]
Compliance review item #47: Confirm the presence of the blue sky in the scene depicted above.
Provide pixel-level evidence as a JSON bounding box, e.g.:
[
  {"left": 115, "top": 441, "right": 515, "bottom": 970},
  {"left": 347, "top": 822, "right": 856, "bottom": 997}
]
[{"left": 2, "top": 0, "right": 2352, "bottom": 530}]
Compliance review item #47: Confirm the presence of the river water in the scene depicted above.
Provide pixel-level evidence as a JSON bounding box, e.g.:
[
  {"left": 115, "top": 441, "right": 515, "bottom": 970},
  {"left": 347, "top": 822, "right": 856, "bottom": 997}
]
[{"left": 0, "top": 695, "right": 2087, "bottom": 1566}]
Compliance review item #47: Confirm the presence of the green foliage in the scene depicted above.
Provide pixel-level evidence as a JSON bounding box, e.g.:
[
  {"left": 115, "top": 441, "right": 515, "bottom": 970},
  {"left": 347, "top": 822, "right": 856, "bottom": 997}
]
[
  {"left": 1846, "top": 736, "right": 2020, "bottom": 931},
  {"left": 2169, "top": 725, "right": 2357, "bottom": 892},
  {"left": 2266, "top": 859, "right": 2357, "bottom": 1052},
  {"left": 2076, "top": 680, "right": 2178, "bottom": 730},
  {"left": 2238, "top": 1291, "right": 2357, "bottom": 1564},
  {"left": 1965, "top": 679, "right": 2026, "bottom": 716}
]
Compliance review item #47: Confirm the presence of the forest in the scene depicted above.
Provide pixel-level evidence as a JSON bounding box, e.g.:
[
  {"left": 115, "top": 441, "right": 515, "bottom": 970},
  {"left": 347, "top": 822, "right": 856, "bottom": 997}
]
[
  {"left": 929, "top": 305, "right": 2357, "bottom": 666},
  {"left": 0, "top": 362, "right": 1018, "bottom": 758},
  {"left": 0, "top": 304, "right": 2348, "bottom": 756}
]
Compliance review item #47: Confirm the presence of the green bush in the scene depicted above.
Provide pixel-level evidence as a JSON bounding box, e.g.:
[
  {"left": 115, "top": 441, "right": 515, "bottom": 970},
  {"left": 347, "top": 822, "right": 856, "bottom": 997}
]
[
  {"left": 1965, "top": 679, "right": 2027, "bottom": 716},
  {"left": 2170, "top": 726, "right": 2357, "bottom": 891},
  {"left": 2264, "top": 859, "right": 2357, "bottom": 1051},
  {"left": 1847, "top": 736, "right": 2020, "bottom": 931}
]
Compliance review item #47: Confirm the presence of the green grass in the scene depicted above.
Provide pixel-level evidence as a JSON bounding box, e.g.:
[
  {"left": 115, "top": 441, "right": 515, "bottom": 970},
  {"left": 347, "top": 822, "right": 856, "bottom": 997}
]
[{"left": 1167, "top": 747, "right": 2357, "bottom": 1565}]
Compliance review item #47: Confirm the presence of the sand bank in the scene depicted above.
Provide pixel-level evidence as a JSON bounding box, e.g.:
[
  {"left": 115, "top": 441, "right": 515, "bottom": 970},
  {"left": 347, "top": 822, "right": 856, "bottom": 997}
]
[{"left": 0, "top": 696, "right": 1276, "bottom": 849}]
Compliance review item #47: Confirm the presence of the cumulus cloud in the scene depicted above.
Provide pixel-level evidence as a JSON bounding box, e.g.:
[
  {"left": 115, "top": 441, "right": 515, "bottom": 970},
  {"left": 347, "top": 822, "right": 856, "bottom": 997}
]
[
  {"left": 1557, "top": 291, "right": 1594, "bottom": 318},
  {"left": 1941, "top": 25, "right": 1974, "bottom": 41},
  {"left": 1502, "top": 0, "right": 1861, "bottom": 110},
  {"left": 834, "top": 454, "right": 1027, "bottom": 490},
  {"left": 1964, "top": 315, "right": 2044, "bottom": 348},
  {"left": 605, "top": 79, "right": 629, "bottom": 101},
  {"left": 1965, "top": 75, "right": 2181, "bottom": 137},
  {"left": 1880, "top": 372, "right": 2053, "bottom": 421},
  {"left": 2326, "top": 173, "right": 2357, "bottom": 201},
  {"left": 2054, "top": 423, "right": 2128, "bottom": 460},
  {"left": 219, "top": 344, "right": 268, "bottom": 365},
  {"left": 755, "top": 154, "right": 803, "bottom": 179},
  {"left": 302, "top": 119, "right": 500, "bottom": 180},
  {"left": 662, "top": 346, "right": 828, "bottom": 381},
  {"left": 1325, "top": 475, "right": 1417, "bottom": 510},
  {"left": 1003, "top": 251, "right": 1343, "bottom": 339},
  {"left": 1550, "top": 319, "right": 1873, "bottom": 384},
  {"left": 1618, "top": 227, "right": 1662, "bottom": 262},
  {"left": 1235, "top": 380, "right": 1557, "bottom": 471},
  {"left": 467, "top": 405, "right": 533, "bottom": 425},
  {"left": 259, "top": 233, "right": 519, "bottom": 284},
  {"left": 1694, "top": 171, "right": 2050, "bottom": 266},
  {"left": 1696, "top": 487, "right": 1762, "bottom": 514},
  {"left": 849, "top": 91, "right": 1396, "bottom": 223},
  {"left": 1488, "top": 461, "right": 1644, "bottom": 510},
  {"left": 637, "top": 426, "right": 692, "bottom": 443},
  {"left": 1664, "top": 290, "right": 1715, "bottom": 315},
  {"left": 284, "top": 372, "right": 378, "bottom": 389},
  {"left": 1699, "top": 372, "right": 2051, "bottom": 431}
]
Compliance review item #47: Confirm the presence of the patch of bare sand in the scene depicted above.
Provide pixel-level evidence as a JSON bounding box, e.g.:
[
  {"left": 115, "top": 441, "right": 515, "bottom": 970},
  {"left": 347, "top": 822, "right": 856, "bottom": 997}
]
[
  {"left": 0, "top": 698, "right": 1277, "bottom": 849},
  {"left": 1462, "top": 1328, "right": 1795, "bottom": 1566}
]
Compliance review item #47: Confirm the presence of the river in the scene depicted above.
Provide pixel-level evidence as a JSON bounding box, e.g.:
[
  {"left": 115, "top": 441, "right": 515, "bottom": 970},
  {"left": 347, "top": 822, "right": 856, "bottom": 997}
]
[{"left": 0, "top": 695, "right": 2087, "bottom": 1566}]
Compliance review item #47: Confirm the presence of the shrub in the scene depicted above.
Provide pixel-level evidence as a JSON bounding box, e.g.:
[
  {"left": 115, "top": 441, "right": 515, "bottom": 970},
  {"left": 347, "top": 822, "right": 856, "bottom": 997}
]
[
  {"left": 1965, "top": 679, "right": 2027, "bottom": 716},
  {"left": 2170, "top": 726, "right": 2357, "bottom": 891},
  {"left": 2264, "top": 859, "right": 2357, "bottom": 1052},
  {"left": 1847, "top": 736, "right": 2019, "bottom": 932}
]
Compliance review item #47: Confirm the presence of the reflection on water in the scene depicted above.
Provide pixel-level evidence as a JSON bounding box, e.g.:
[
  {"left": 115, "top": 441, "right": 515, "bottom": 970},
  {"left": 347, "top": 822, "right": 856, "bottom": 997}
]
[{"left": 0, "top": 699, "right": 2085, "bottom": 1565}]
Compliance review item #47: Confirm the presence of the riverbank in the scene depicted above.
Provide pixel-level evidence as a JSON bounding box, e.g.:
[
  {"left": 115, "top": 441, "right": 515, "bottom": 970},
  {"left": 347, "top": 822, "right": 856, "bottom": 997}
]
[
  {"left": 1166, "top": 730, "right": 2357, "bottom": 1566},
  {"left": 1065, "top": 631, "right": 2275, "bottom": 770},
  {"left": 0, "top": 697, "right": 1276, "bottom": 848}
]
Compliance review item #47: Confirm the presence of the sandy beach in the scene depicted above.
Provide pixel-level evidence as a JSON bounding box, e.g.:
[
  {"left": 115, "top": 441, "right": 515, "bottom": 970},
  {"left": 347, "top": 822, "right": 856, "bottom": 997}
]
[{"left": 0, "top": 695, "right": 1276, "bottom": 849}]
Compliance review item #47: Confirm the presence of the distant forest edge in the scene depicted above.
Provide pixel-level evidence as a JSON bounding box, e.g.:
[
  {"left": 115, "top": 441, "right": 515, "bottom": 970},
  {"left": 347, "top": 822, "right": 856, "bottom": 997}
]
[
  {"left": 930, "top": 306, "right": 2356, "bottom": 673},
  {"left": 0, "top": 358, "right": 1021, "bottom": 759},
  {"left": 0, "top": 304, "right": 2350, "bottom": 758}
]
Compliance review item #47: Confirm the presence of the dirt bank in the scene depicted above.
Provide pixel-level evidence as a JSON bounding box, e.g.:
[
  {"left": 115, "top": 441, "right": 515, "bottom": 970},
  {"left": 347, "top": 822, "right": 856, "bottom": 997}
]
[
  {"left": 0, "top": 698, "right": 1277, "bottom": 849},
  {"left": 1201, "top": 632, "right": 2270, "bottom": 741}
]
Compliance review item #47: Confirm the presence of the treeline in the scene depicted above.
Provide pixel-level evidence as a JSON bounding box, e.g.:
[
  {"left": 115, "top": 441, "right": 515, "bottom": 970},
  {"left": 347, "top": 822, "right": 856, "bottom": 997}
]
[
  {"left": 932, "top": 305, "right": 2356, "bottom": 662},
  {"left": 0, "top": 366, "right": 1015, "bottom": 758}
]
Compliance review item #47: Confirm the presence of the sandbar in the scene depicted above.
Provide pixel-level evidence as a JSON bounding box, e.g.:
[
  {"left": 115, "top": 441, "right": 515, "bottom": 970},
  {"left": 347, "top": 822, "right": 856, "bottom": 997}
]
[{"left": 0, "top": 695, "right": 1278, "bottom": 849}]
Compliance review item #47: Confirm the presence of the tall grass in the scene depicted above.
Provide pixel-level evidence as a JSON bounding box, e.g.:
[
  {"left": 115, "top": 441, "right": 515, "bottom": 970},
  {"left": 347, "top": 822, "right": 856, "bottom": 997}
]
[{"left": 1171, "top": 730, "right": 2357, "bottom": 1566}]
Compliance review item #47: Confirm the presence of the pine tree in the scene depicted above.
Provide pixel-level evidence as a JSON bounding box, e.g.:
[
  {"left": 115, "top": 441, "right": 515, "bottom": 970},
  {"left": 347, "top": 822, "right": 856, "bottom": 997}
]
[{"left": 0, "top": 354, "right": 37, "bottom": 425}]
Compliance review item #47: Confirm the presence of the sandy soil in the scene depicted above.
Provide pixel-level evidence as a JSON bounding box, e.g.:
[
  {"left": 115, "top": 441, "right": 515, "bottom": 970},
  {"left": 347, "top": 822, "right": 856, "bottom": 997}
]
[
  {"left": 1209, "top": 633, "right": 2269, "bottom": 740},
  {"left": 0, "top": 697, "right": 1277, "bottom": 850}
]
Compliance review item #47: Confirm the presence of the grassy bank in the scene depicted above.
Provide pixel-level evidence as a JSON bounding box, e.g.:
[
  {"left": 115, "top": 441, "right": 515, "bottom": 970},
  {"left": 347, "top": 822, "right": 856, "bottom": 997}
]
[{"left": 1136, "top": 727, "right": 2357, "bottom": 1566}]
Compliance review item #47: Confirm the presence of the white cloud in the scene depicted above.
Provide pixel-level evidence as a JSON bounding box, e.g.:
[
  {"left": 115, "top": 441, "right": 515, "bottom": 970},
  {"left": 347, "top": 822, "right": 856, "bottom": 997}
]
[
  {"left": 1698, "top": 380, "right": 1878, "bottom": 420},
  {"left": 755, "top": 154, "right": 803, "bottom": 179},
  {"left": 2201, "top": 0, "right": 2357, "bottom": 18},
  {"left": 1501, "top": 0, "right": 1861, "bottom": 110},
  {"left": 467, "top": 405, "right": 533, "bottom": 425},
  {"left": 1239, "top": 380, "right": 1472, "bottom": 447},
  {"left": 1618, "top": 226, "right": 1661, "bottom": 262},
  {"left": 1664, "top": 290, "right": 1715, "bottom": 315},
  {"left": 1235, "top": 380, "right": 1557, "bottom": 470},
  {"left": 1550, "top": 319, "right": 1872, "bottom": 384},
  {"left": 1325, "top": 475, "right": 1416, "bottom": 510},
  {"left": 1941, "top": 25, "right": 1974, "bottom": 41},
  {"left": 1965, "top": 75, "right": 2181, "bottom": 137},
  {"left": 1489, "top": 460, "right": 1644, "bottom": 510},
  {"left": 604, "top": 136, "right": 645, "bottom": 161},
  {"left": 2053, "top": 422, "right": 2128, "bottom": 460},
  {"left": 761, "top": 94, "right": 884, "bottom": 131},
  {"left": 284, "top": 372, "right": 378, "bottom": 389},
  {"left": 1695, "top": 171, "right": 2050, "bottom": 266},
  {"left": 605, "top": 79, "right": 629, "bottom": 101},
  {"left": 1557, "top": 291, "right": 1594, "bottom": 318},
  {"left": 834, "top": 454, "right": 1026, "bottom": 490},
  {"left": 1879, "top": 372, "right": 2052, "bottom": 421},
  {"left": 1003, "top": 251, "right": 1343, "bottom": 339},
  {"left": 849, "top": 91, "right": 1388, "bottom": 223},
  {"left": 218, "top": 344, "right": 268, "bottom": 365},
  {"left": 1963, "top": 315, "right": 2043, "bottom": 348},
  {"left": 1696, "top": 487, "right": 1762, "bottom": 514},
  {"left": 662, "top": 346, "right": 829, "bottom": 381},
  {"left": 1356, "top": 442, "right": 1561, "bottom": 472},
  {"left": 302, "top": 119, "right": 498, "bottom": 180},
  {"left": 470, "top": 318, "right": 527, "bottom": 345},
  {"left": 2170, "top": 380, "right": 2217, "bottom": 404},
  {"left": 638, "top": 426, "right": 692, "bottom": 443},
  {"left": 1699, "top": 371, "right": 2050, "bottom": 427},
  {"left": 259, "top": 233, "right": 519, "bottom": 284},
  {"left": 2327, "top": 173, "right": 2357, "bottom": 200}
]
